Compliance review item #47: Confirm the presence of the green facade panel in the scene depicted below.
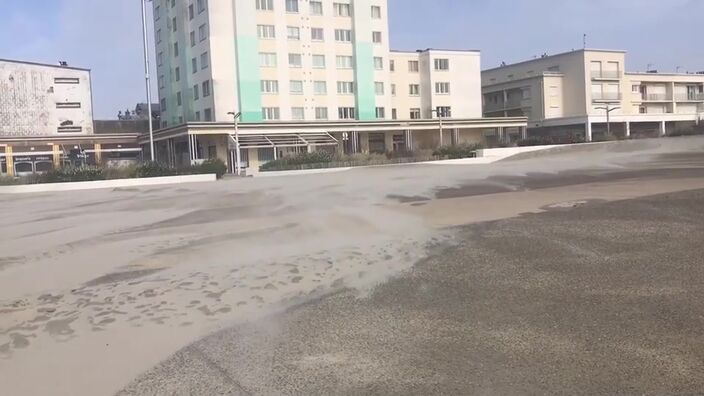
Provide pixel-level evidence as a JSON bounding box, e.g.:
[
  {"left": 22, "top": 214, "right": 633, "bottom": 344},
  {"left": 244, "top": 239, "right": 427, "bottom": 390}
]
[
  {"left": 234, "top": 4, "right": 263, "bottom": 122},
  {"left": 352, "top": 0, "right": 376, "bottom": 120}
]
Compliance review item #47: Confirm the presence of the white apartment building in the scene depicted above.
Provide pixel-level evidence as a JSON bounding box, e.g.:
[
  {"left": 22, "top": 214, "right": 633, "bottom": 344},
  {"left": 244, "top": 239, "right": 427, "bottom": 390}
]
[
  {"left": 482, "top": 49, "right": 704, "bottom": 142},
  {"left": 149, "top": 0, "right": 524, "bottom": 171},
  {"left": 0, "top": 59, "right": 139, "bottom": 176}
]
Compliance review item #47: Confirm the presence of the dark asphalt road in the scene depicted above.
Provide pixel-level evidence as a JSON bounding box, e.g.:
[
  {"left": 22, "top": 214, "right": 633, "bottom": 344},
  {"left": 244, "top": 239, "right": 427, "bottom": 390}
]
[{"left": 120, "top": 188, "right": 704, "bottom": 395}]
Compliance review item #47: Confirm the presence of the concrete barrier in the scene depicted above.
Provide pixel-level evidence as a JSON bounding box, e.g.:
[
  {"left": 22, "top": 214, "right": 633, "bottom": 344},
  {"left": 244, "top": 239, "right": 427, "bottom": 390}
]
[{"left": 0, "top": 174, "right": 217, "bottom": 194}]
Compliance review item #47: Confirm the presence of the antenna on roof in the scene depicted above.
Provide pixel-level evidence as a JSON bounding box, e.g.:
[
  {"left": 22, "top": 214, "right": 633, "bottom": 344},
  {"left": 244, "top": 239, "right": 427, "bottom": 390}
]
[
  {"left": 583, "top": 34, "right": 587, "bottom": 49},
  {"left": 58, "top": 61, "right": 68, "bottom": 67}
]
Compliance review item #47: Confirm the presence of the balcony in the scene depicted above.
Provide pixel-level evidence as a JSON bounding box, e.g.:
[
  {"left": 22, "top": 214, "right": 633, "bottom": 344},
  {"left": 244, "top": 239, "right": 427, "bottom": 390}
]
[
  {"left": 591, "top": 70, "right": 622, "bottom": 80},
  {"left": 592, "top": 92, "right": 622, "bottom": 102},
  {"left": 674, "top": 93, "right": 704, "bottom": 102},
  {"left": 642, "top": 93, "right": 671, "bottom": 102}
]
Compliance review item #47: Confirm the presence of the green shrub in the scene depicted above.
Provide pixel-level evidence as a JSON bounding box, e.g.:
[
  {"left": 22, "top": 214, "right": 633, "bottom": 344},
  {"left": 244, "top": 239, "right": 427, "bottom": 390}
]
[
  {"left": 0, "top": 175, "right": 19, "bottom": 185},
  {"left": 135, "top": 161, "right": 176, "bottom": 178},
  {"left": 103, "top": 164, "right": 137, "bottom": 180},
  {"left": 192, "top": 158, "right": 227, "bottom": 179},
  {"left": 260, "top": 151, "right": 335, "bottom": 171},
  {"left": 433, "top": 144, "right": 483, "bottom": 159},
  {"left": 42, "top": 166, "right": 106, "bottom": 183}
]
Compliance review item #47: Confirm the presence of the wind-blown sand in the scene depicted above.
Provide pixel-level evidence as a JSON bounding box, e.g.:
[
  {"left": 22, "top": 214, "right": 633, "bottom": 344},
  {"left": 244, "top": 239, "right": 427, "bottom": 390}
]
[{"left": 1, "top": 137, "right": 703, "bottom": 395}]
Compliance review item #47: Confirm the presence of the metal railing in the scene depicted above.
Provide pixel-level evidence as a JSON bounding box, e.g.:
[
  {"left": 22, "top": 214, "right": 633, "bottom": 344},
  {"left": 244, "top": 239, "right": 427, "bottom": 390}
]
[
  {"left": 642, "top": 93, "right": 670, "bottom": 101},
  {"left": 592, "top": 92, "right": 622, "bottom": 101},
  {"left": 674, "top": 93, "right": 704, "bottom": 101},
  {"left": 591, "top": 70, "right": 621, "bottom": 79}
]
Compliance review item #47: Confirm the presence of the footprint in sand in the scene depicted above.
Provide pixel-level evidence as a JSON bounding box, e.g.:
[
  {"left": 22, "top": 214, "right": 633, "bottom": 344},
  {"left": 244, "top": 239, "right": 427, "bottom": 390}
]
[
  {"left": 264, "top": 283, "right": 277, "bottom": 291},
  {"left": 291, "top": 276, "right": 303, "bottom": 284},
  {"left": 236, "top": 301, "right": 247, "bottom": 307}
]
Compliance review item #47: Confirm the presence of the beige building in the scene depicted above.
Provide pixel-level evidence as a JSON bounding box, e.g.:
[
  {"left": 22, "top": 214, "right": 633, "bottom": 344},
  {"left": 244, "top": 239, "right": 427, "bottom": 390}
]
[{"left": 482, "top": 49, "right": 704, "bottom": 141}]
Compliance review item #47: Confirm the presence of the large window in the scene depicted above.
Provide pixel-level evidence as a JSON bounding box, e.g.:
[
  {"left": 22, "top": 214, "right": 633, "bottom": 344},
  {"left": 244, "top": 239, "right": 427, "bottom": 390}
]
[
  {"left": 374, "top": 57, "right": 383, "bottom": 70},
  {"left": 434, "top": 58, "right": 450, "bottom": 71},
  {"left": 435, "top": 106, "right": 451, "bottom": 117},
  {"left": 197, "top": 0, "right": 206, "bottom": 13},
  {"left": 290, "top": 80, "right": 304, "bottom": 94},
  {"left": 312, "top": 54, "right": 326, "bottom": 68},
  {"left": 314, "top": 81, "right": 327, "bottom": 94},
  {"left": 334, "top": 3, "right": 351, "bottom": 17},
  {"left": 315, "top": 107, "right": 328, "bottom": 120},
  {"left": 310, "top": 1, "right": 323, "bottom": 15},
  {"left": 337, "top": 81, "right": 355, "bottom": 94},
  {"left": 256, "top": 0, "right": 274, "bottom": 10},
  {"left": 435, "top": 82, "right": 450, "bottom": 94},
  {"left": 410, "top": 108, "right": 421, "bottom": 119},
  {"left": 262, "top": 107, "right": 280, "bottom": 120},
  {"left": 291, "top": 107, "right": 305, "bottom": 120},
  {"left": 311, "top": 27, "right": 324, "bottom": 41},
  {"left": 375, "top": 107, "right": 385, "bottom": 119},
  {"left": 202, "top": 80, "right": 211, "bottom": 97},
  {"left": 372, "top": 31, "right": 382, "bottom": 44},
  {"left": 198, "top": 24, "right": 208, "bottom": 41},
  {"left": 257, "top": 25, "right": 276, "bottom": 39},
  {"left": 287, "top": 26, "right": 300, "bottom": 40},
  {"left": 335, "top": 29, "right": 352, "bottom": 42},
  {"left": 371, "top": 5, "right": 381, "bottom": 18},
  {"left": 374, "top": 82, "right": 384, "bottom": 95},
  {"left": 336, "top": 55, "right": 353, "bottom": 69},
  {"left": 193, "top": 84, "right": 199, "bottom": 100},
  {"left": 288, "top": 53, "right": 303, "bottom": 67},
  {"left": 261, "top": 80, "right": 279, "bottom": 94},
  {"left": 409, "top": 84, "right": 420, "bottom": 96},
  {"left": 260, "top": 52, "right": 277, "bottom": 67},
  {"left": 200, "top": 52, "right": 209, "bottom": 69},
  {"left": 285, "top": 0, "right": 299, "bottom": 12},
  {"left": 338, "top": 107, "right": 356, "bottom": 119},
  {"left": 408, "top": 60, "right": 419, "bottom": 72}
]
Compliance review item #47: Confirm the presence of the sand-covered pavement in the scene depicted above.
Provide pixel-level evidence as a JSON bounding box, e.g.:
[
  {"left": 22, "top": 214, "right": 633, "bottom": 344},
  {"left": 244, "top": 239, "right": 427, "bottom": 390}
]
[{"left": 1, "top": 137, "right": 704, "bottom": 395}]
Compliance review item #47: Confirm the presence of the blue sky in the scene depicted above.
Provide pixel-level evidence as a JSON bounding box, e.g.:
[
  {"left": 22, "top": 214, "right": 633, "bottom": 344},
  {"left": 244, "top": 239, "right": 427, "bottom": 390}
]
[{"left": 1, "top": 0, "right": 702, "bottom": 119}]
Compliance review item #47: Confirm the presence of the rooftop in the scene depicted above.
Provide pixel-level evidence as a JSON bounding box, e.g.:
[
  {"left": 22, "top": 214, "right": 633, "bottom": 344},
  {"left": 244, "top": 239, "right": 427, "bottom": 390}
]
[
  {"left": 0, "top": 58, "right": 90, "bottom": 72},
  {"left": 483, "top": 48, "right": 627, "bottom": 72}
]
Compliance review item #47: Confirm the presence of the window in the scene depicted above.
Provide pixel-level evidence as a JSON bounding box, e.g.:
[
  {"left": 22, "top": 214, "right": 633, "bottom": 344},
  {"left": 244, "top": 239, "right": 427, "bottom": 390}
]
[
  {"left": 200, "top": 52, "right": 209, "bottom": 69},
  {"left": 204, "top": 108, "right": 212, "bottom": 121},
  {"left": 434, "top": 58, "right": 450, "bottom": 71},
  {"left": 311, "top": 27, "right": 324, "bottom": 41},
  {"left": 257, "top": 25, "right": 276, "bottom": 39},
  {"left": 310, "top": 1, "right": 323, "bottom": 15},
  {"left": 176, "top": 91, "right": 182, "bottom": 106},
  {"left": 262, "top": 107, "right": 280, "bottom": 120},
  {"left": 371, "top": 5, "right": 381, "bottom": 18},
  {"left": 172, "top": 17, "right": 177, "bottom": 32},
  {"left": 409, "top": 84, "right": 420, "bottom": 96},
  {"left": 193, "top": 84, "right": 199, "bottom": 100},
  {"left": 334, "top": 3, "right": 351, "bottom": 17},
  {"left": 522, "top": 87, "right": 531, "bottom": 99},
  {"left": 435, "top": 82, "right": 450, "bottom": 94},
  {"left": 435, "top": 106, "right": 451, "bottom": 117},
  {"left": 338, "top": 107, "right": 355, "bottom": 119},
  {"left": 190, "top": 31, "right": 196, "bottom": 47},
  {"left": 157, "top": 52, "right": 164, "bottom": 66},
  {"left": 56, "top": 102, "right": 81, "bottom": 109},
  {"left": 390, "top": 60, "right": 395, "bottom": 71},
  {"left": 291, "top": 107, "right": 305, "bottom": 120},
  {"left": 372, "top": 31, "right": 382, "bottom": 44},
  {"left": 198, "top": 24, "right": 208, "bottom": 41},
  {"left": 391, "top": 108, "right": 397, "bottom": 119},
  {"left": 54, "top": 77, "right": 80, "bottom": 84},
  {"left": 336, "top": 55, "right": 353, "bottom": 69},
  {"left": 288, "top": 53, "right": 303, "bottom": 67},
  {"left": 632, "top": 84, "right": 640, "bottom": 93},
  {"left": 173, "top": 42, "right": 179, "bottom": 58},
  {"left": 158, "top": 75, "right": 165, "bottom": 89},
  {"left": 374, "top": 57, "right": 383, "bottom": 70},
  {"left": 290, "top": 80, "right": 304, "bottom": 94},
  {"left": 192, "top": 57, "right": 197, "bottom": 73},
  {"left": 188, "top": 4, "right": 194, "bottom": 20},
  {"left": 408, "top": 60, "right": 419, "bottom": 72},
  {"left": 335, "top": 29, "right": 352, "bottom": 42},
  {"left": 195, "top": 111, "right": 201, "bottom": 121},
  {"left": 197, "top": 0, "right": 206, "bottom": 13},
  {"left": 410, "top": 108, "right": 421, "bottom": 119},
  {"left": 260, "top": 52, "right": 277, "bottom": 67},
  {"left": 337, "top": 81, "right": 355, "bottom": 94},
  {"left": 261, "top": 80, "right": 279, "bottom": 93},
  {"left": 160, "top": 98, "right": 166, "bottom": 112},
  {"left": 285, "top": 0, "right": 299, "bottom": 13},
  {"left": 256, "top": 0, "right": 273, "bottom": 10},
  {"left": 375, "top": 107, "right": 385, "bottom": 119},
  {"left": 155, "top": 5, "right": 160, "bottom": 20},
  {"left": 314, "top": 81, "right": 327, "bottom": 94},
  {"left": 391, "top": 84, "right": 396, "bottom": 96},
  {"left": 315, "top": 107, "right": 328, "bottom": 120},
  {"left": 202, "top": 80, "right": 211, "bottom": 97},
  {"left": 374, "top": 82, "right": 384, "bottom": 95},
  {"left": 312, "top": 54, "right": 326, "bottom": 68},
  {"left": 286, "top": 26, "right": 300, "bottom": 40},
  {"left": 175, "top": 67, "right": 181, "bottom": 82},
  {"left": 156, "top": 29, "right": 162, "bottom": 43}
]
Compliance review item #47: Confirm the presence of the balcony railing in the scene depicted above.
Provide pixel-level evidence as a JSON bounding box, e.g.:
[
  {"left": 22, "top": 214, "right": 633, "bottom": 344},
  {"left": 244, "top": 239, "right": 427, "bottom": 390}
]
[
  {"left": 591, "top": 70, "right": 621, "bottom": 79},
  {"left": 592, "top": 92, "right": 622, "bottom": 101},
  {"left": 642, "top": 93, "right": 670, "bottom": 101},
  {"left": 674, "top": 93, "right": 704, "bottom": 101}
]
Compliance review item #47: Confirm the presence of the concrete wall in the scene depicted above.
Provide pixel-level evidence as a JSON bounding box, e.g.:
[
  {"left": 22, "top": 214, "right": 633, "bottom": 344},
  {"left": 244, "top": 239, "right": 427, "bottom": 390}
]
[{"left": 0, "top": 60, "right": 93, "bottom": 137}]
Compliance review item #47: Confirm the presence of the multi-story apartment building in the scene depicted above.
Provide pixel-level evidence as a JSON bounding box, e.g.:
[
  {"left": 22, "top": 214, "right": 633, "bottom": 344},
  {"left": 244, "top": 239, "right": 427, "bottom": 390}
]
[
  {"left": 482, "top": 49, "right": 704, "bottom": 141},
  {"left": 0, "top": 59, "right": 139, "bottom": 176},
  {"left": 149, "top": 0, "right": 525, "bottom": 172}
]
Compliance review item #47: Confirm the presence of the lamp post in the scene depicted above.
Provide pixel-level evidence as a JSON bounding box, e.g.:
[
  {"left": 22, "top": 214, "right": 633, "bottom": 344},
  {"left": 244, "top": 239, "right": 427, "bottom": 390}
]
[
  {"left": 595, "top": 104, "right": 621, "bottom": 137},
  {"left": 431, "top": 108, "right": 449, "bottom": 147},
  {"left": 140, "top": 0, "right": 155, "bottom": 161},
  {"left": 227, "top": 111, "right": 242, "bottom": 175}
]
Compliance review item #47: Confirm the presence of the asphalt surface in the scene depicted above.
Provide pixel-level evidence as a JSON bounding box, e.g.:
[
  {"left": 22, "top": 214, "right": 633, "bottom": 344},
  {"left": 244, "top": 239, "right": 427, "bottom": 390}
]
[{"left": 120, "top": 188, "right": 704, "bottom": 395}]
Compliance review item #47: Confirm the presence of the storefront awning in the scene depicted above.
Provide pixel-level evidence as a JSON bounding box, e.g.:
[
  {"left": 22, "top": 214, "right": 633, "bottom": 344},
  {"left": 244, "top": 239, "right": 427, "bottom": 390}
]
[{"left": 233, "top": 132, "right": 338, "bottom": 149}]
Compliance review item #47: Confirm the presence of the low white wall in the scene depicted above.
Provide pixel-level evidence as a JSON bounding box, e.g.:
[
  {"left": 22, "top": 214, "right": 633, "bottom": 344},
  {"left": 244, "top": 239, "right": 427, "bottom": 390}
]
[
  {"left": 0, "top": 174, "right": 217, "bottom": 194},
  {"left": 476, "top": 145, "right": 566, "bottom": 158}
]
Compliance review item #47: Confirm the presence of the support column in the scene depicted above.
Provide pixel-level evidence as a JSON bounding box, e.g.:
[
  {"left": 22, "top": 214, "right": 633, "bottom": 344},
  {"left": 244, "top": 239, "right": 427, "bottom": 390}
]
[
  {"left": 94, "top": 143, "right": 102, "bottom": 165},
  {"left": 452, "top": 128, "right": 460, "bottom": 146},
  {"left": 360, "top": 132, "right": 370, "bottom": 154},
  {"left": 405, "top": 130, "right": 413, "bottom": 151},
  {"left": 52, "top": 144, "right": 61, "bottom": 169},
  {"left": 625, "top": 122, "right": 631, "bottom": 138},
  {"left": 659, "top": 120, "right": 667, "bottom": 137},
  {"left": 384, "top": 132, "right": 394, "bottom": 153},
  {"left": 521, "top": 126, "right": 528, "bottom": 140},
  {"left": 5, "top": 146, "right": 14, "bottom": 177},
  {"left": 498, "top": 127, "right": 505, "bottom": 144},
  {"left": 585, "top": 121, "right": 593, "bottom": 142}
]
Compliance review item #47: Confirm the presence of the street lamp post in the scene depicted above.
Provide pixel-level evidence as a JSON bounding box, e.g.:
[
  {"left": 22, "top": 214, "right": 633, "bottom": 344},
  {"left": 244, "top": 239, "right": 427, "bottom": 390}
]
[
  {"left": 140, "top": 0, "right": 155, "bottom": 161},
  {"left": 431, "top": 108, "right": 448, "bottom": 147},
  {"left": 228, "top": 111, "right": 242, "bottom": 175},
  {"left": 595, "top": 104, "right": 621, "bottom": 137}
]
